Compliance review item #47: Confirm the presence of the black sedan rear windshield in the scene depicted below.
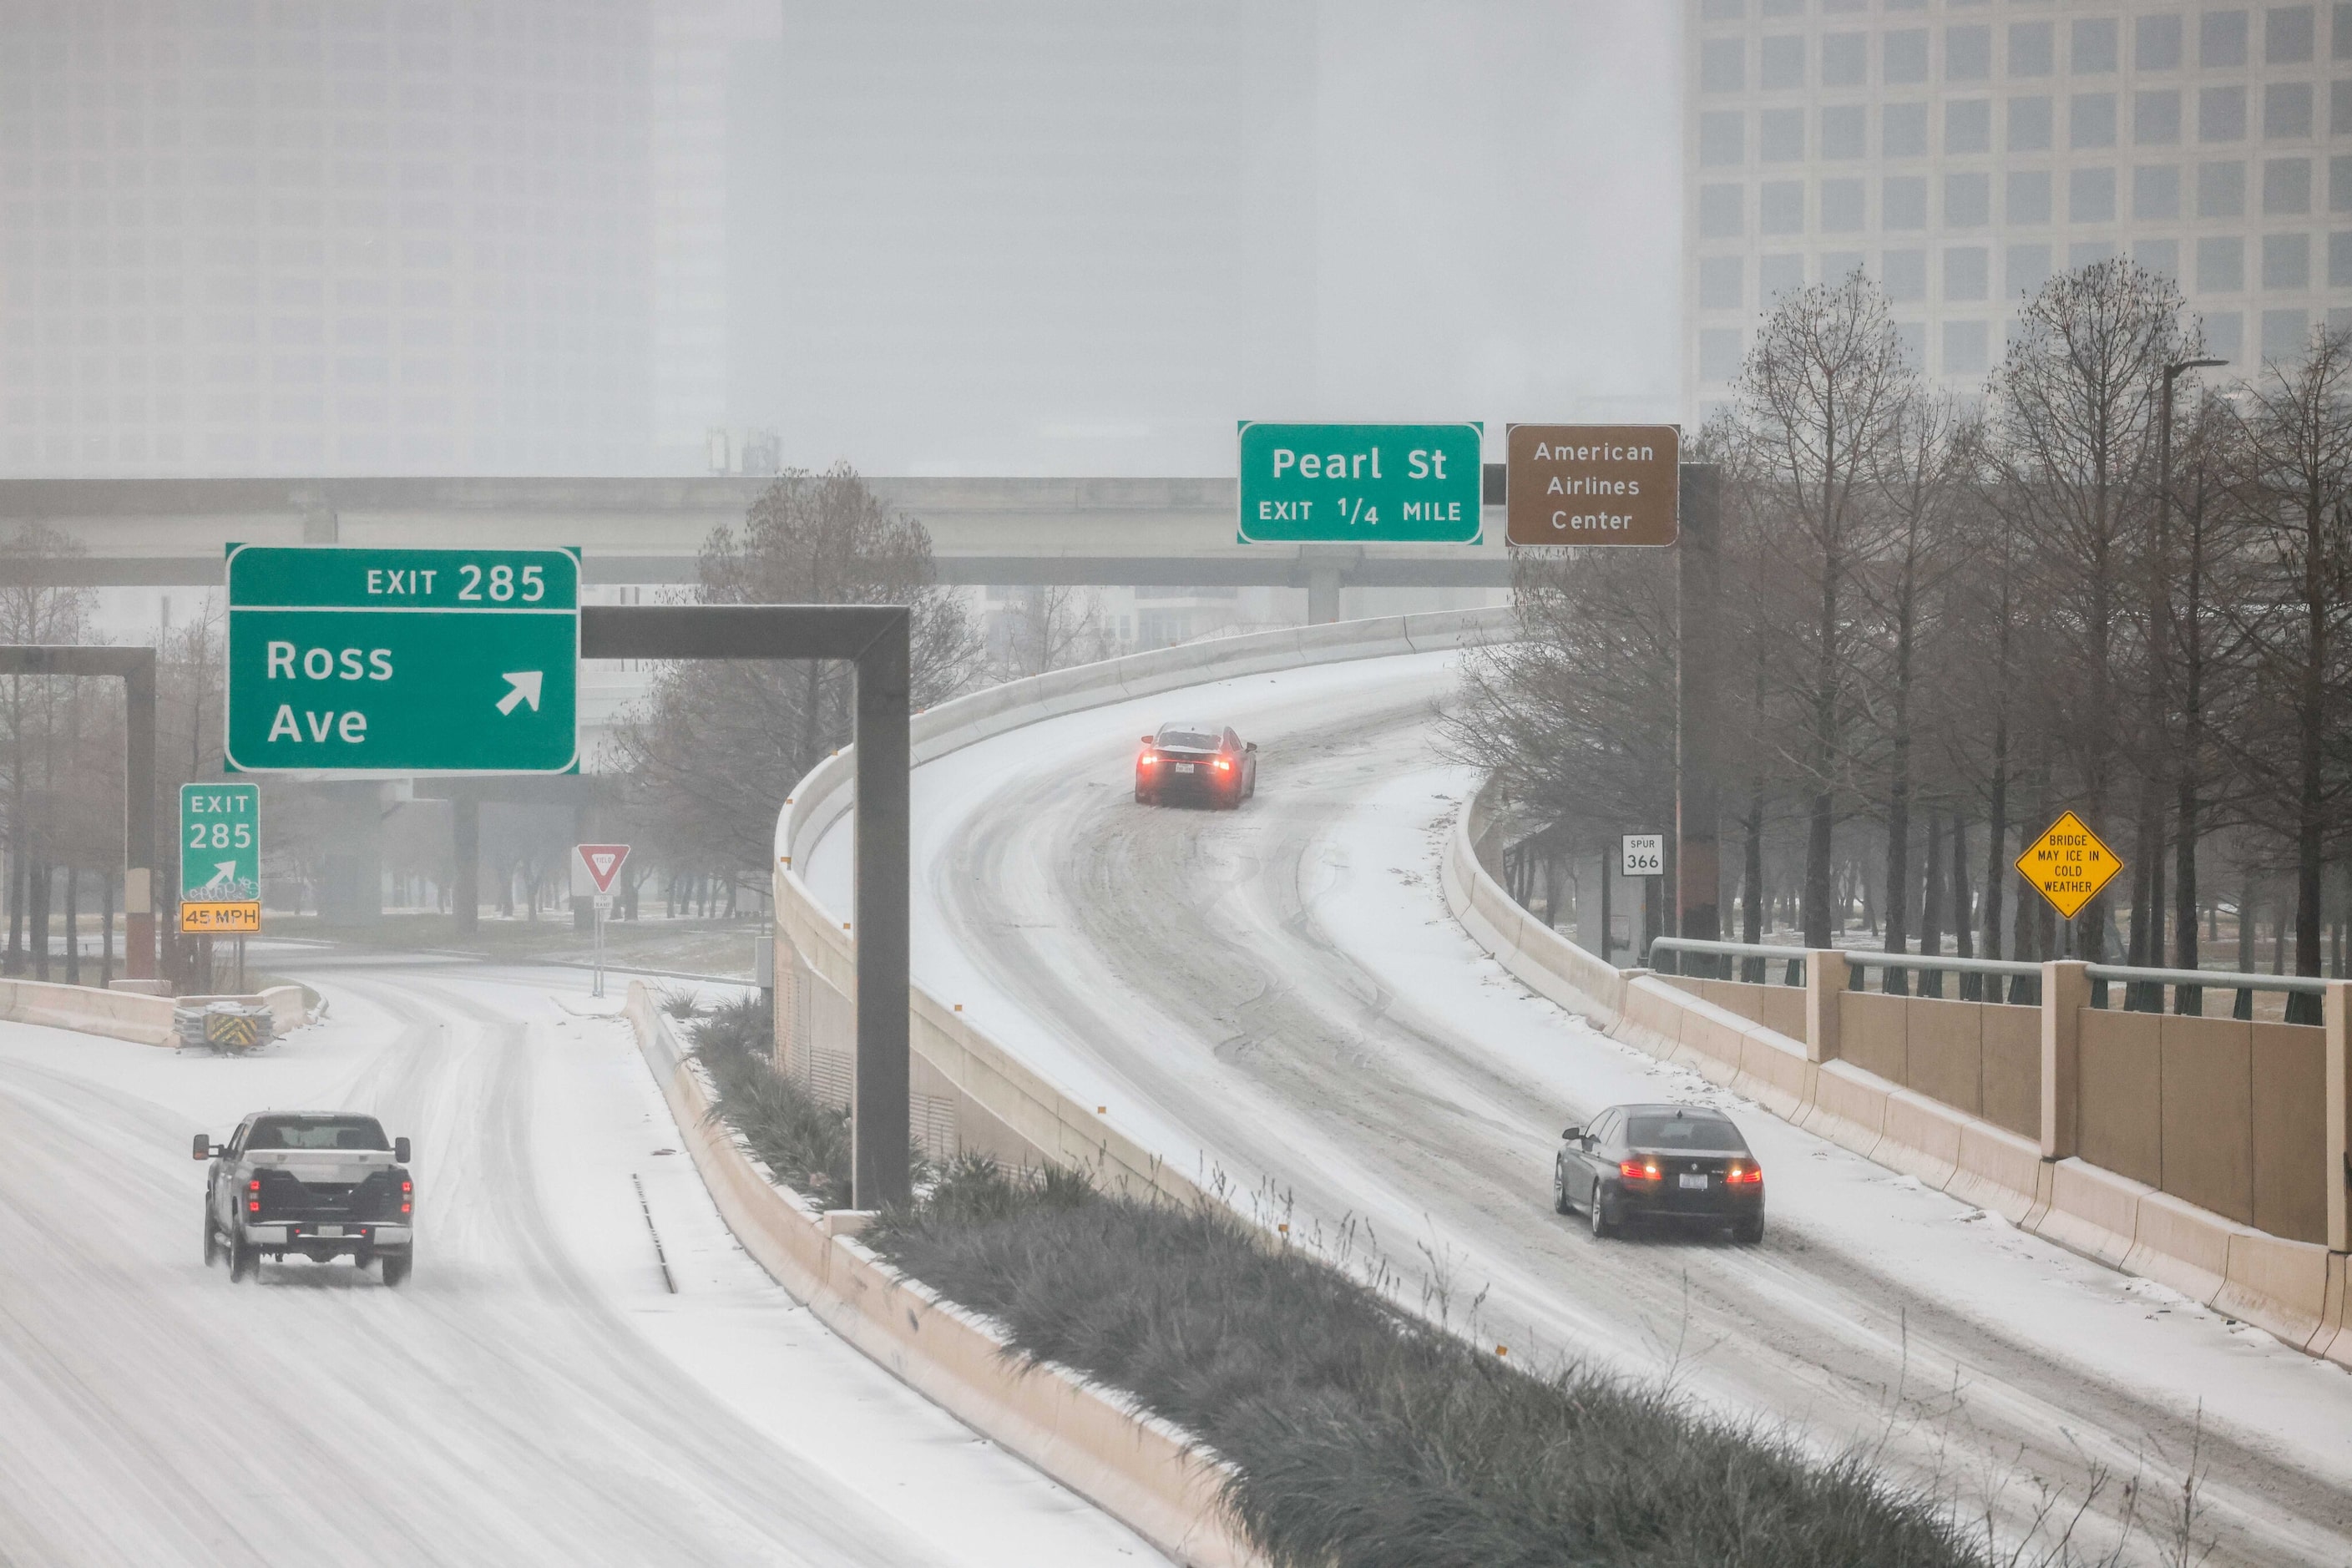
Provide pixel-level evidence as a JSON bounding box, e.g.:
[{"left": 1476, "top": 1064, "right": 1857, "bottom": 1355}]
[
  {"left": 1626, "top": 1115, "right": 1745, "bottom": 1152},
  {"left": 248, "top": 1115, "right": 389, "bottom": 1151},
  {"left": 1158, "top": 731, "right": 1220, "bottom": 750}
]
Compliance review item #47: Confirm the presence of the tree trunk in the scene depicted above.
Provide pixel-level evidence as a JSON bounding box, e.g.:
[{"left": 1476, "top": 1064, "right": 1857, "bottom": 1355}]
[
  {"left": 1918, "top": 808, "right": 1946, "bottom": 995},
  {"left": 101, "top": 869, "right": 114, "bottom": 989},
  {"left": 1951, "top": 815, "right": 1977, "bottom": 997},
  {"left": 1740, "top": 779, "right": 1765, "bottom": 982},
  {"left": 63, "top": 865, "right": 78, "bottom": 986},
  {"left": 1951, "top": 816, "right": 1974, "bottom": 956},
  {"left": 31, "top": 860, "right": 49, "bottom": 982},
  {"left": 1982, "top": 719, "right": 2009, "bottom": 963},
  {"left": 2125, "top": 773, "right": 2167, "bottom": 1010},
  {"left": 1882, "top": 766, "right": 1914, "bottom": 993}
]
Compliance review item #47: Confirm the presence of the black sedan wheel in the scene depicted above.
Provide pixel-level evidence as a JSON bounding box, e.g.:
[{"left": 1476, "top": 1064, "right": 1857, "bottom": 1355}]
[
  {"left": 1732, "top": 1214, "right": 1764, "bottom": 1246},
  {"left": 1589, "top": 1186, "right": 1618, "bottom": 1239},
  {"left": 1553, "top": 1162, "right": 1570, "bottom": 1215}
]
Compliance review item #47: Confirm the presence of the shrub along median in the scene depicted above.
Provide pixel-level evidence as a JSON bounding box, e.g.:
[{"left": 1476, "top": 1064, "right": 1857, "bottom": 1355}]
[{"left": 690, "top": 997, "right": 1998, "bottom": 1567}]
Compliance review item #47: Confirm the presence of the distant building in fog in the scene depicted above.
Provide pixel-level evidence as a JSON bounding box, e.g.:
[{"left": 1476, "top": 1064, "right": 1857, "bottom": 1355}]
[
  {"left": 1683, "top": 0, "right": 2352, "bottom": 418},
  {"left": 751, "top": 3, "right": 1318, "bottom": 476},
  {"left": 0, "top": 2, "right": 659, "bottom": 476}
]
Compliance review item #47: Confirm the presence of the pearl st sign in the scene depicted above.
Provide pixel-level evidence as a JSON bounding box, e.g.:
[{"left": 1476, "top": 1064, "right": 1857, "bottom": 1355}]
[
  {"left": 225, "top": 544, "right": 580, "bottom": 776},
  {"left": 1505, "top": 424, "right": 1681, "bottom": 547},
  {"left": 1236, "top": 422, "right": 1484, "bottom": 544}
]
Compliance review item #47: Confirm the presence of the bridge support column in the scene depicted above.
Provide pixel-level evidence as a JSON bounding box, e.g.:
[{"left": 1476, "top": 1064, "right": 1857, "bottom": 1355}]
[
  {"left": 316, "top": 782, "right": 386, "bottom": 928},
  {"left": 1298, "top": 544, "right": 1362, "bottom": 625},
  {"left": 451, "top": 787, "right": 479, "bottom": 938}
]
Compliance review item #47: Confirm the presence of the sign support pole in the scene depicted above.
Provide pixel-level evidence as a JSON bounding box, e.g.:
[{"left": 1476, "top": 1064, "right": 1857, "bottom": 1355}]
[
  {"left": 1675, "top": 464, "right": 1724, "bottom": 974},
  {"left": 579, "top": 604, "right": 913, "bottom": 1211},
  {"left": 1600, "top": 837, "right": 1613, "bottom": 967}
]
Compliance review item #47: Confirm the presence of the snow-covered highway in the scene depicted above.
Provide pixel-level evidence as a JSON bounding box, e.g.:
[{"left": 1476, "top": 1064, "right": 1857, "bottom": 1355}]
[
  {"left": 808, "top": 646, "right": 2352, "bottom": 1567},
  {"left": 0, "top": 961, "right": 1165, "bottom": 1568}
]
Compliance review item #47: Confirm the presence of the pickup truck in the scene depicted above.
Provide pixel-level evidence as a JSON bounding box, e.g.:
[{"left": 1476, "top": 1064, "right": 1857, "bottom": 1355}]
[{"left": 196, "top": 1111, "right": 416, "bottom": 1285}]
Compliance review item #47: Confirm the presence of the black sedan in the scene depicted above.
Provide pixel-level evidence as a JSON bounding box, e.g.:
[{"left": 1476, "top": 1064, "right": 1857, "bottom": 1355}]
[
  {"left": 1135, "top": 722, "right": 1257, "bottom": 807},
  {"left": 1553, "top": 1104, "right": 1763, "bottom": 1243}
]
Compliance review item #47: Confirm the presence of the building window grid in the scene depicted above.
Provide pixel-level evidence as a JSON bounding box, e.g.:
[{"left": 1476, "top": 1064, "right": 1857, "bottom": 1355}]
[{"left": 1687, "top": 0, "right": 2349, "bottom": 387}]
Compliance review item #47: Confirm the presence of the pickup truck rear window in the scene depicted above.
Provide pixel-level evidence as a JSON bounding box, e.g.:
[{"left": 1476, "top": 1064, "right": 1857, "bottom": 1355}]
[{"left": 247, "top": 1115, "right": 390, "bottom": 1151}]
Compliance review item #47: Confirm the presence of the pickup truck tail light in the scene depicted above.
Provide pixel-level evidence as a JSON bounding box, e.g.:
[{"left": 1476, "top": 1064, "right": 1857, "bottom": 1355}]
[
  {"left": 246, "top": 1177, "right": 261, "bottom": 1214},
  {"left": 400, "top": 1179, "right": 412, "bottom": 1216}
]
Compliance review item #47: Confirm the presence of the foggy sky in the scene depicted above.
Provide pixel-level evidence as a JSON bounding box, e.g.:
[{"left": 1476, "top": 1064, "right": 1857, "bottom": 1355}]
[{"left": 1, "top": 2, "right": 1682, "bottom": 478}]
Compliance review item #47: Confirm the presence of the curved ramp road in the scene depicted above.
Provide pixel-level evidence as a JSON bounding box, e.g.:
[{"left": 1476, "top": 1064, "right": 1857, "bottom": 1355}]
[
  {"left": 0, "top": 964, "right": 1166, "bottom": 1568},
  {"left": 806, "top": 648, "right": 2352, "bottom": 1567}
]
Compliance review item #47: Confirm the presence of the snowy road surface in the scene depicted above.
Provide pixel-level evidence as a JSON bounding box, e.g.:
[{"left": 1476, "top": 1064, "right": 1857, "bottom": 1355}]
[
  {"left": 807, "top": 648, "right": 2352, "bottom": 1566},
  {"left": 0, "top": 962, "right": 1166, "bottom": 1567}
]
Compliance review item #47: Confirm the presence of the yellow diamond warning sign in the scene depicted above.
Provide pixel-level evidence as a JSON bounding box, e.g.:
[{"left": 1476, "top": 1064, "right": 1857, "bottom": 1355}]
[{"left": 2016, "top": 810, "right": 2122, "bottom": 921}]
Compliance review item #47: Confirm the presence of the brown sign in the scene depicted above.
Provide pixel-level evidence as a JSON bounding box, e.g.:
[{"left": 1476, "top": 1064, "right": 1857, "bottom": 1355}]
[{"left": 1505, "top": 424, "right": 1680, "bottom": 546}]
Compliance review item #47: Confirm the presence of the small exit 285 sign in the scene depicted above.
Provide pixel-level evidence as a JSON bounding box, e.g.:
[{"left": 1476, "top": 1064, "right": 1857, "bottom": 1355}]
[
  {"left": 180, "top": 782, "right": 260, "bottom": 934},
  {"left": 225, "top": 544, "right": 579, "bottom": 776},
  {"left": 1237, "top": 422, "right": 1484, "bottom": 543}
]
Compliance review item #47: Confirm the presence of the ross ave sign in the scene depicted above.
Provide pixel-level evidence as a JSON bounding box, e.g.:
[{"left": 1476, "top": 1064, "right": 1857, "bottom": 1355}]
[
  {"left": 1237, "top": 422, "right": 1484, "bottom": 543},
  {"left": 180, "top": 782, "right": 260, "bottom": 934},
  {"left": 225, "top": 545, "right": 579, "bottom": 776}
]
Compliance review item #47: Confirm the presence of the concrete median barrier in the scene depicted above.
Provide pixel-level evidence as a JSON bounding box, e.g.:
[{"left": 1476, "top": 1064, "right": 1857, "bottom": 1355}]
[
  {"left": 621, "top": 983, "right": 1260, "bottom": 1568},
  {"left": 0, "top": 978, "right": 178, "bottom": 1045}
]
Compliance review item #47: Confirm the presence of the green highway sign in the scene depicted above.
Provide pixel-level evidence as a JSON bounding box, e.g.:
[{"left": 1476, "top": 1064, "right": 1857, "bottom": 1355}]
[
  {"left": 1237, "top": 422, "right": 1484, "bottom": 544},
  {"left": 225, "top": 545, "right": 579, "bottom": 776},
  {"left": 181, "top": 782, "right": 260, "bottom": 933}
]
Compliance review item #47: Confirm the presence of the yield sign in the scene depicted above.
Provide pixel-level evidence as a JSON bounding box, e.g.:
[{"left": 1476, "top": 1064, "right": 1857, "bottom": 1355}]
[
  {"left": 2015, "top": 811, "right": 2122, "bottom": 921},
  {"left": 571, "top": 843, "right": 630, "bottom": 898}
]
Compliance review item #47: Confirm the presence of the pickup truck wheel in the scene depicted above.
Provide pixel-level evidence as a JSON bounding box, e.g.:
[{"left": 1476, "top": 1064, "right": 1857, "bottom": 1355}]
[
  {"left": 203, "top": 1214, "right": 223, "bottom": 1268},
  {"left": 228, "top": 1230, "right": 258, "bottom": 1283},
  {"left": 381, "top": 1250, "right": 413, "bottom": 1287}
]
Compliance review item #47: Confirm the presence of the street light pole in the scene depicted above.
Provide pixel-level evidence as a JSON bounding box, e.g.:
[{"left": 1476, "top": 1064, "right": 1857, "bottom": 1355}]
[{"left": 2142, "top": 354, "right": 2226, "bottom": 1014}]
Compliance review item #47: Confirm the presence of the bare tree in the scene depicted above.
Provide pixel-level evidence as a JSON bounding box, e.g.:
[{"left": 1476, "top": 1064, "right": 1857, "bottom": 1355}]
[
  {"left": 992, "top": 584, "right": 1116, "bottom": 680},
  {"left": 2212, "top": 327, "right": 2352, "bottom": 1015},
  {"left": 613, "top": 465, "right": 982, "bottom": 883},
  {"left": 1985, "top": 258, "right": 2188, "bottom": 962},
  {"left": 1854, "top": 392, "right": 1975, "bottom": 985},
  {"left": 1729, "top": 271, "right": 1914, "bottom": 945}
]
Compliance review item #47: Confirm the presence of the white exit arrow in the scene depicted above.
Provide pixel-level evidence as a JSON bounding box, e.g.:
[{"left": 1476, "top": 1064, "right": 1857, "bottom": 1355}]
[
  {"left": 205, "top": 861, "right": 238, "bottom": 889},
  {"left": 496, "top": 671, "right": 544, "bottom": 716}
]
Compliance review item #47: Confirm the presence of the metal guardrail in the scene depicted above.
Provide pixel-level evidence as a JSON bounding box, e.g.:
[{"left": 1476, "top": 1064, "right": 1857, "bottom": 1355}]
[{"left": 1648, "top": 936, "right": 2330, "bottom": 1020}]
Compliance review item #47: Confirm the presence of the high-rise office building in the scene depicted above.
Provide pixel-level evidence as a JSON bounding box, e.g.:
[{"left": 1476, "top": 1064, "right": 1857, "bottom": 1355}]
[
  {"left": 1684, "top": 0, "right": 2352, "bottom": 417},
  {"left": 761, "top": 3, "right": 1318, "bottom": 476},
  {"left": 0, "top": 2, "right": 659, "bottom": 477}
]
